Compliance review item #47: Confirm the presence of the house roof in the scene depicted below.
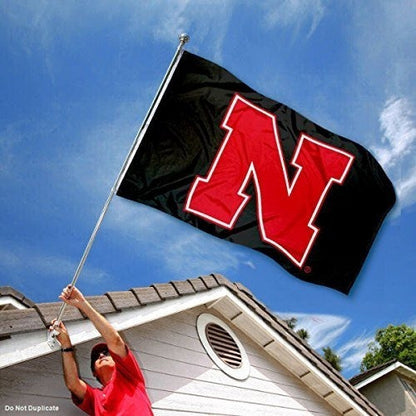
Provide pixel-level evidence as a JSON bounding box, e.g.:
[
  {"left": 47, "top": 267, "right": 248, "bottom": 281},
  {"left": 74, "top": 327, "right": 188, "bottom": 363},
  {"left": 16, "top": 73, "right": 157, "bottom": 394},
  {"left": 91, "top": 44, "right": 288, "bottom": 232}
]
[
  {"left": 351, "top": 359, "right": 416, "bottom": 389},
  {"left": 0, "top": 286, "right": 36, "bottom": 309},
  {"left": 0, "top": 274, "right": 382, "bottom": 416}
]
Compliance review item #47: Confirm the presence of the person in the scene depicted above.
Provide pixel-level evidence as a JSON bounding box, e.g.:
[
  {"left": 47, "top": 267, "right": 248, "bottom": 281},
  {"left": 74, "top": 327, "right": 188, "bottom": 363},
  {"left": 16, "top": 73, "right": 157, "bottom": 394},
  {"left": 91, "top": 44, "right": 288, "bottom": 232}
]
[{"left": 50, "top": 285, "right": 153, "bottom": 416}]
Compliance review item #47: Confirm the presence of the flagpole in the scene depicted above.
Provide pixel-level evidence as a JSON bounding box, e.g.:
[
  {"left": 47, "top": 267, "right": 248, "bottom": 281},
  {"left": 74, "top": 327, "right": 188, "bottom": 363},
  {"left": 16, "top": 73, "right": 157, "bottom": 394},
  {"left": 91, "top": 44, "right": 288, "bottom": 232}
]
[{"left": 47, "top": 33, "right": 190, "bottom": 349}]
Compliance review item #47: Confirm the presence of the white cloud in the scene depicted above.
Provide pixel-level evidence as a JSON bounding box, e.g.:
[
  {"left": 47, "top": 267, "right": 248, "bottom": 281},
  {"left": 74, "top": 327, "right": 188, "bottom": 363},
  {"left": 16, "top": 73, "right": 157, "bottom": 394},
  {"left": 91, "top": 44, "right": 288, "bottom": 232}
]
[
  {"left": 60, "top": 98, "right": 144, "bottom": 202},
  {"left": 350, "top": 1, "right": 416, "bottom": 92},
  {"left": 106, "top": 198, "right": 246, "bottom": 277},
  {"left": 273, "top": 312, "right": 373, "bottom": 374},
  {"left": 337, "top": 334, "right": 373, "bottom": 372},
  {"left": 134, "top": 0, "right": 236, "bottom": 62},
  {"left": 372, "top": 96, "right": 416, "bottom": 211},
  {"left": 347, "top": 1, "right": 416, "bottom": 213},
  {"left": 396, "top": 165, "right": 416, "bottom": 209},
  {"left": 374, "top": 97, "right": 416, "bottom": 170},
  {"left": 2, "top": 1, "right": 236, "bottom": 64},
  {"left": 243, "top": 260, "right": 256, "bottom": 270},
  {"left": 3, "top": 0, "right": 331, "bottom": 67},
  {"left": 164, "top": 232, "right": 242, "bottom": 276},
  {"left": 0, "top": 248, "right": 20, "bottom": 270},
  {"left": 107, "top": 199, "right": 175, "bottom": 240},
  {"left": 260, "top": 0, "right": 326, "bottom": 38},
  {"left": 0, "top": 245, "right": 110, "bottom": 285},
  {"left": 0, "top": 1, "right": 238, "bottom": 207},
  {"left": 338, "top": 317, "right": 416, "bottom": 373},
  {"left": 277, "top": 312, "right": 350, "bottom": 350}
]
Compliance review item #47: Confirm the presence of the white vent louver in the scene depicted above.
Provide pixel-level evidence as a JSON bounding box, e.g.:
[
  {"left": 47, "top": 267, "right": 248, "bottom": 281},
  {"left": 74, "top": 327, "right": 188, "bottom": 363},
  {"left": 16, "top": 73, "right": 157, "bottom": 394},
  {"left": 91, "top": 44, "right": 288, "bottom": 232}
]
[
  {"left": 205, "top": 322, "right": 242, "bottom": 368},
  {"left": 197, "top": 313, "right": 250, "bottom": 380}
]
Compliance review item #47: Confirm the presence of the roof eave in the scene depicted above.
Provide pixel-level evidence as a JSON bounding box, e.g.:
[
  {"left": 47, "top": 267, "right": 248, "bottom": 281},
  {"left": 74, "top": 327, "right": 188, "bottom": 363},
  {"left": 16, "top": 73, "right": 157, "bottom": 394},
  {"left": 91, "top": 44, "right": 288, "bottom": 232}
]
[{"left": 354, "top": 361, "right": 416, "bottom": 389}]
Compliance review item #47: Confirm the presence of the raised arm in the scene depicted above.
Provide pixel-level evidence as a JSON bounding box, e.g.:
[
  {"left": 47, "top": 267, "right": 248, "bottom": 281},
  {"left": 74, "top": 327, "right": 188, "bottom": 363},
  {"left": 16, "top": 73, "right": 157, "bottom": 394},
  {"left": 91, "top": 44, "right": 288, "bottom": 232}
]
[
  {"left": 50, "top": 320, "right": 87, "bottom": 401},
  {"left": 59, "top": 285, "right": 127, "bottom": 358}
]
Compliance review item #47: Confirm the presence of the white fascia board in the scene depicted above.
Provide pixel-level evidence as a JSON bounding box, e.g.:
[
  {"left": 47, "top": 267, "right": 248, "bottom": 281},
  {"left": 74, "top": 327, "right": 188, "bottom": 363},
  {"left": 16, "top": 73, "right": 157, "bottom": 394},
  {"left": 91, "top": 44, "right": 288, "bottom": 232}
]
[
  {"left": 355, "top": 362, "right": 416, "bottom": 389},
  {"left": 222, "top": 291, "right": 372, "bottom": 416},
  {"left": 0, "top": 296, "right": 28, "bottom": 310},
  {"left": 0, "top": 287, "right": 228, "bottom": 369}
]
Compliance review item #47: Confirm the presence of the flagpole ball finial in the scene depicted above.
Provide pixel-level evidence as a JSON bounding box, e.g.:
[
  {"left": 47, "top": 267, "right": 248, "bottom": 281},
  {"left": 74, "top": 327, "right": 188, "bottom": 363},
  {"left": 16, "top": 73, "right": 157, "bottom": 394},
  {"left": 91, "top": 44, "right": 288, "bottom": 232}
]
[{"left": 179, "top": 33, "right": 190, "bottom": 44}]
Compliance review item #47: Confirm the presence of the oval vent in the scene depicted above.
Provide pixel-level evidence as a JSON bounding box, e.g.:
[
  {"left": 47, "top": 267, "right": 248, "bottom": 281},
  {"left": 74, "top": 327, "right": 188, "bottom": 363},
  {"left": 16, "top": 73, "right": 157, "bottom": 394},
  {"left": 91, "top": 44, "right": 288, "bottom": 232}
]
[
  {"left": 197, "top": 313, "right": 250, "bottom": 380},
  {"left": 205, "top": 322, "right": 242, "bottom": 368}
]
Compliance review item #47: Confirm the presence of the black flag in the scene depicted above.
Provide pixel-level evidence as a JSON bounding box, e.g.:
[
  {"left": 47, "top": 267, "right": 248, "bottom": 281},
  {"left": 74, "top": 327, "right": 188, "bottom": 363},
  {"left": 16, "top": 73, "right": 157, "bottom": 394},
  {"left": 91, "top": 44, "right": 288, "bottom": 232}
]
[{"left": 117, "top": 51, "right": 395, "bottom": 294}]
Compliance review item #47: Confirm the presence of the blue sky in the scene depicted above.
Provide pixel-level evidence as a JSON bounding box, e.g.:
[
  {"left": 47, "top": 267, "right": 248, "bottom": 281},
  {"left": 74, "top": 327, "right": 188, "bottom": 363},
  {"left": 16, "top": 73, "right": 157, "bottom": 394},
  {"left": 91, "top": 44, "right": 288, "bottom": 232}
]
[{"left": 1, "top": 1, "right": 415, "bottom": 379}]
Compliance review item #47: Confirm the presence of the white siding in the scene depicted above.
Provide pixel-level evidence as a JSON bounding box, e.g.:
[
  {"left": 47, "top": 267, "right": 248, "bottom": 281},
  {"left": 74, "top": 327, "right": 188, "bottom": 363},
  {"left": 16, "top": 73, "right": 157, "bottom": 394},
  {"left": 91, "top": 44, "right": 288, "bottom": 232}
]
[
  {"left": 0, "top": 306, "right": 340, "bottom": 415},
  {"left": 129, "top": 306, "right": 340, "bottom": 416},
  {"left": 0, "top": 352, "right": 84, "bottom": 415}
]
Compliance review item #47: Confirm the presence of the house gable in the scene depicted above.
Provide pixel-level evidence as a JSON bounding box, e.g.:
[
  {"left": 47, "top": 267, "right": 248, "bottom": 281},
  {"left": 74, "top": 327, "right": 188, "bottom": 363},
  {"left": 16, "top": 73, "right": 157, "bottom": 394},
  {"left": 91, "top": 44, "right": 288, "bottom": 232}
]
[
  {"left": 123, "top": 306, "right": 341, "bottom": 415},
  {"left": 351, "top": 361, "right": 416, "bottom": 416},
  {"left": 0, "top": 274, "right": 381, "bottom": 415}
]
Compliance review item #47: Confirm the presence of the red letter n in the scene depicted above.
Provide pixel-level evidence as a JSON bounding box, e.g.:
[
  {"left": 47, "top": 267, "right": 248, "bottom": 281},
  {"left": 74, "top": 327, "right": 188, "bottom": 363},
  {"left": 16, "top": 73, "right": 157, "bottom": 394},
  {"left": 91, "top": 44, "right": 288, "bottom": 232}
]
[{"left": 184, "top": 95, "right": 354, "bottom": 267}]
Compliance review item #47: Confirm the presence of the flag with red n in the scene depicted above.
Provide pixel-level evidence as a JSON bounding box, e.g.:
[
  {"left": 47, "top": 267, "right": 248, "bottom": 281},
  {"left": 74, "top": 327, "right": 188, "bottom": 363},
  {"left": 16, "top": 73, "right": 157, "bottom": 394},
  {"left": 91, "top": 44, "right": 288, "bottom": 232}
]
[{"left": 117, "top": 51, "right": 395, "bottom": 294}]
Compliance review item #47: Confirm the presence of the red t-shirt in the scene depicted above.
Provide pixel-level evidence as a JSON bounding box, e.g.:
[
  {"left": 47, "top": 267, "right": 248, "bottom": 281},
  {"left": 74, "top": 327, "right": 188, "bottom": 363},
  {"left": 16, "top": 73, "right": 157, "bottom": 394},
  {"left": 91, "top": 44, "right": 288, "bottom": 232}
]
[{"left": 74, "top": 347, "right": 153, "bottom": 416}]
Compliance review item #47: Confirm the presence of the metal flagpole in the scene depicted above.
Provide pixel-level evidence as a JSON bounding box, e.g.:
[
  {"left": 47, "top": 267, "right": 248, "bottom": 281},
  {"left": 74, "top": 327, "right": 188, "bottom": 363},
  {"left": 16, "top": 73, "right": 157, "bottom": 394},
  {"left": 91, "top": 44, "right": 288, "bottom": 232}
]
[{"left": 47, "top": 33, "right": 190, "bottom": 349}]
